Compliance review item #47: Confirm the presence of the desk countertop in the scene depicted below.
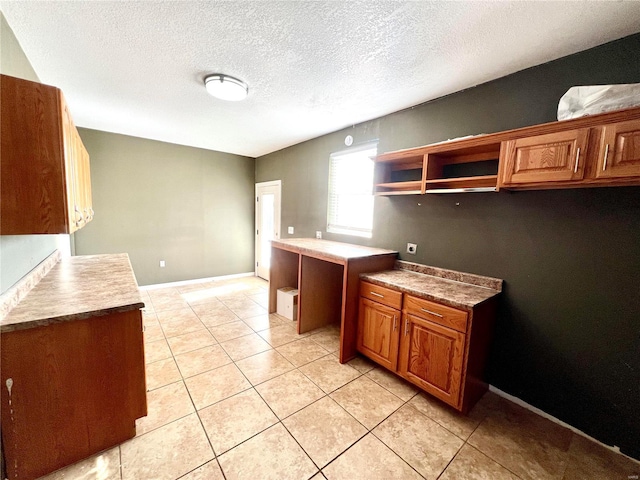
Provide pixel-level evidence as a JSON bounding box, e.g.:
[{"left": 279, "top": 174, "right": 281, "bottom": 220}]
[
  {"left": 271, "top": 238, "right": 397, "bottom": 262},
  {"left": 1, "top": 254, "right": 144, "bottom": 333}
]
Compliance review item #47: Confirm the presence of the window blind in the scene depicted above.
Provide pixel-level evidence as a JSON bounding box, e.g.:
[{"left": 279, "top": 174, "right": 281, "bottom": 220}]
[{"left": 327, "top": 143, "right": 377, "bottom": 238}]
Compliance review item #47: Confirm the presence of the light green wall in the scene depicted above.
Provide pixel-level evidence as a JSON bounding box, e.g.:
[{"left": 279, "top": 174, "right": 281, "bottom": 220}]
[
  {"left": 74, "top": 129, "right": 255, "bottom": 286},
  {"left": 0, "top": 13, "right": 60, "bottom": 293}
]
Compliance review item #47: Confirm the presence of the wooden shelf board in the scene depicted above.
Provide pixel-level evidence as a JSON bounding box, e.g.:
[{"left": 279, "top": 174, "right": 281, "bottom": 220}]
[
  {"left": 375, "top": 190, "right": 423, "bottom": 196},
  {"left": 376, "top": 181, "right": 422, "bottom": 189},
  {"left": 425, "top": 175, "right": 498, "bottom": 189}
]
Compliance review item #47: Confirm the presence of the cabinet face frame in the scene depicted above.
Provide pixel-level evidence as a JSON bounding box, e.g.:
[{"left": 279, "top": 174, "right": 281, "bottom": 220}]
[
  {"left": 595, "top": 119, "right": 640, "bottom": 179},
  {"left": 499, "top": 128, "right": 589, "bottom": 186},
  {"left": 357, "top": 297, "right": 400, "bottom": 371},
  {"left": 397, "top": 313, "right": 465, "bottom": 408}
]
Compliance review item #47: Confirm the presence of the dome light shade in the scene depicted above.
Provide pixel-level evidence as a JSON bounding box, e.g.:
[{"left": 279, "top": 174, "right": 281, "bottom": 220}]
[{"left": 204, "top": 74, "right": 248, "bottom": 101}]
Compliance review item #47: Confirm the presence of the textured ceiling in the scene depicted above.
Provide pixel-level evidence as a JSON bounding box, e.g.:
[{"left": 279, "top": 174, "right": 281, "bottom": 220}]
[{"left": 2, "top": 1, "right": 640, "bottom": 158}]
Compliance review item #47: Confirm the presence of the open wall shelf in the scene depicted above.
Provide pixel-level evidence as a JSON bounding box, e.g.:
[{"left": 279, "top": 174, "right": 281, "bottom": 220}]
[
  {"left": 372, "top": 106, "right": 640, "bottom": 196},
  {"left": 374, "top": 139, "right": 501, "bottom": 195}
]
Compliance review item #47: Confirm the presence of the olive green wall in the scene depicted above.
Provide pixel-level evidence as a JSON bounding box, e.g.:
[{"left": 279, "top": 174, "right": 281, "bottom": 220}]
[
  {"left": 74, "top": 129, "right": 255, "bottom": 286},
  {"left": 256, "top": 33, "right": 640, "bottom": 459},
  {"left": 0, "top": 13, "right": 63, "bottom": 294}
]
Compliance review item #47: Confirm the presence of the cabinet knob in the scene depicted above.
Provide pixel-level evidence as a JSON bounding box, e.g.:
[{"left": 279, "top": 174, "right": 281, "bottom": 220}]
[
  {"left": 573, "top": 147, "right": 580, "bottom": 173},
  {"left": 74, "top": 206, "right": 84, "bottom": 226},
  {"left": 370, "top": 291, "right": 384, "bottom": 298},
  {"left": 603, "top": 144, "right": 610, "bottom": 171}
]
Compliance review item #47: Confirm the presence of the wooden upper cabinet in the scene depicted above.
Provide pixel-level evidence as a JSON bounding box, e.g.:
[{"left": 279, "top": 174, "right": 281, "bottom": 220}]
[
  {"left": 499, "top": 128, "right": 589, "bottom": 186},
  {"left": 1, "top": 74, "right": 92, "bottom": 234},
  {"left": 594, "top": 119, "right": 640, "bottom": 180},
  {"left": 398, "top": 313, "right": 465, "bottom": 407}
]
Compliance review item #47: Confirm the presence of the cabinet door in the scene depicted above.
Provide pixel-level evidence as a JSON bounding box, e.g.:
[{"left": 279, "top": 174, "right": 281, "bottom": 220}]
[
  {"left": 500, "top": 128, "right": 589, "bottom": 186},
  {"left": 595, "top": 119, "right": 640, "bottom": 179},
  {"left": 61, "top": 99, "right": 79, "bottom": 232},
  {"left": 357, "top": 297, "right": 400, "bottom": 371},
  {"left": 398, "top": 313, "right": 465, "bottom": 408}
]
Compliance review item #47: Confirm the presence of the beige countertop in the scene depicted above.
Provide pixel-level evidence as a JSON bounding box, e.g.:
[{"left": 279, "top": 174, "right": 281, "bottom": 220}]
[
  {"left": 1, "top": 253, "right": 144, "bottom": 333},
  {"left": 272, "top": 238, "right": 397, "bottom": 262},
  {"left": 361, "top": 260, "right": 502, "bottom": 310}
]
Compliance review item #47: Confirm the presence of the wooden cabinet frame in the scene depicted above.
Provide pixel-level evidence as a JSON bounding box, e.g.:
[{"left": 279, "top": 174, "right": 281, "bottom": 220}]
[
  {"left": 356, "top": 283, "right": 499, "bottom": 413},
  {"left": 374, "top": 106, "right": 640, "bottom": 195}
]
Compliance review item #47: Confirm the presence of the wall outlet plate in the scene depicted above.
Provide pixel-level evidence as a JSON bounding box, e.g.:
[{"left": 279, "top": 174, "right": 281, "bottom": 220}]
[
  {"left": 159, "top": 260, "right": 166, "bottom": 267},
  {"left": 407, "top": 243, "right": 417, "bottom": 255},
  {"left": 316, "top": 231, "right": 322, "bottom": 239},
  {"left": 288, "top": 226, "right": 294, "bottom": 234}
]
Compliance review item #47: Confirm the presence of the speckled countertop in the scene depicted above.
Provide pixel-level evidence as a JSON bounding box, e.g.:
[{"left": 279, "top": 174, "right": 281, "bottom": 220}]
[
  {"left": 272, "top": 238, "right": 397, "bottom": 262},
  {"left": 361, "top": 260, "right": 502, "bottom": 310},
  {"left": 1, "top": 254, "right": 144, "bottom": 333}
]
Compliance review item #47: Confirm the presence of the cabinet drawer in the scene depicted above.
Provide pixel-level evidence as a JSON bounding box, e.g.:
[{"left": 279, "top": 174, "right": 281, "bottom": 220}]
[
  {"left": 404, "top": 295, "right": 468, "bottom": 333},
  {"left": 360, "top": 282, "right": 402, "bottom": 309}
]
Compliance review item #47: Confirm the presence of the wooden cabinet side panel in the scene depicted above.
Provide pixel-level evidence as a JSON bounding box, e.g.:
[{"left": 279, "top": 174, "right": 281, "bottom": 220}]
[
  {"left": 460, "top": 300, "right": 498, "bottom": 414},
  {"left": 0, "top": 310, "right": 146, "bottom": 479},
  {"left": 1, "top": 75, "right": 68, "bottom": 234},
  {"left": 268, "top": 246, "right": 299, "bottom": 313},
  {"left": 357, "top": 297, "right": 400, "bottom": 371},
  {"left": 298, "top": 255, "right": 343, "bottom": 333}
]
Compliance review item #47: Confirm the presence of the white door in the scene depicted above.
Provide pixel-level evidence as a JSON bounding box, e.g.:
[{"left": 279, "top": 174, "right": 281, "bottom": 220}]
[{"left": 255, "top": 180, "right": 281, "bottom": 280}]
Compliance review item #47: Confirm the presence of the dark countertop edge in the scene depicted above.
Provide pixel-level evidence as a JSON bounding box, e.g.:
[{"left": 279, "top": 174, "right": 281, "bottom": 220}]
[
  {"left": 360, "top": 272, "right": 501, "bottom": 311},
  {"left": 0, "top": 302, "right": 145, "bottom": 334}
]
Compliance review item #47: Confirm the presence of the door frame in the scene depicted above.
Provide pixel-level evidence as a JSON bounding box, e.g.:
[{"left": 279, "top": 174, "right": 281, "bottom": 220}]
[{"left": 255, "top": 180, "right": 282, "bottom": 279}]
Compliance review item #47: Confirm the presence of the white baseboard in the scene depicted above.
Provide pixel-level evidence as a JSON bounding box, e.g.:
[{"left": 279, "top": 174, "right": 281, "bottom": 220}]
[
  {"left": 140, "top": 272, "right": 256, "bottom": 291},
  {"left": 489, "top": 385, "right": 640, "bottom": 465}
]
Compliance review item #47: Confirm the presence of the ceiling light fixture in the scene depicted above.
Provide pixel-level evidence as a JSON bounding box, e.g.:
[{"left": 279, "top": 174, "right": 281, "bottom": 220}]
[{"left": 204, "top": 74, "right": 248, "bottom": 101}]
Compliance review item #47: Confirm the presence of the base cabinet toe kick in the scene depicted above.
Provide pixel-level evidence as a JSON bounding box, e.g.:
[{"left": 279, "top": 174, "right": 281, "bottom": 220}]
[{"left": 357, "top": 265, "right": 503, "bottom": 413}]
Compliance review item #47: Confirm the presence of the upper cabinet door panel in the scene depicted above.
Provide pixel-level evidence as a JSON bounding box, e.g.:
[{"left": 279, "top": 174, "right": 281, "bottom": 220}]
[
  {"left": 500, "top": 129, "right": 589, "bottom": 185},
  {"left": 595, "top": 119, "right": 640, "bottom": 179}
]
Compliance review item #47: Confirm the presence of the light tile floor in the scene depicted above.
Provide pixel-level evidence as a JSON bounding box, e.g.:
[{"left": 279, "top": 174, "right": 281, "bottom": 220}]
[{"left": 40, "top": 276, "right": 640, "bottom": 480}]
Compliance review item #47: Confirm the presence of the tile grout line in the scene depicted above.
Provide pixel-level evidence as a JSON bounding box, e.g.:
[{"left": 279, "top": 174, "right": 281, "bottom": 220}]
[
  {"left": 142, "top": 280, "right": 448, "bottom": 480},
  {"left": 170, "top": 317, "right": 228, "bottom": 480}
]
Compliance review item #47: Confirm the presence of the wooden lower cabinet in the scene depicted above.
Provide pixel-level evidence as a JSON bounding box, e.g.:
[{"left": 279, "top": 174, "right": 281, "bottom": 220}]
[
  {"left": 357, "top": 297, "right": 400, "bottom": 371},
  {"left": 397, "top": 313, "right": 465, "bottom": 406},
  {"left": 0, "top": 309, "right": 147, "bottom": 480},
  {"left": 356, "top": 281, "right": 496, "bottom": 413}
]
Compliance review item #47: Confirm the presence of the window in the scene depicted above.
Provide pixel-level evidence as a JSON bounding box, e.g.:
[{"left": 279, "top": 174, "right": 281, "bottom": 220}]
[{"left": 327, "top": 143, "right": 377, "bottom": 238}]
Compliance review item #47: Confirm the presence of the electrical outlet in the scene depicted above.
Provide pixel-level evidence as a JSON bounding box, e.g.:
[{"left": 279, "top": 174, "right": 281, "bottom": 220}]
[
  {"left": 316, "top": 231, "right": 322, "bottom": 239},
  {"left": 406, "top": 243, "right": 417, "bottom": 255},
  {"left": 288, "top": 226, "right": 294, "bottom": 234},
  {"left": 159, "top": 260, "right": 166, "bottom": 268}
]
